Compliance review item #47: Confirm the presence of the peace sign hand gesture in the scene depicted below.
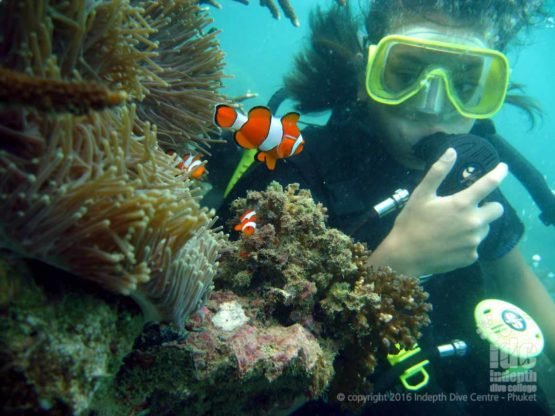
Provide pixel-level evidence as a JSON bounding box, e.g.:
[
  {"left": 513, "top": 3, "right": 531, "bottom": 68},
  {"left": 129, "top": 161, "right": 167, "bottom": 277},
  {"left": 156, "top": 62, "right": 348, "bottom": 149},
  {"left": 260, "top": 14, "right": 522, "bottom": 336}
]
[{"left": 368, "top": 148, "right": 508, "bottom": 277}]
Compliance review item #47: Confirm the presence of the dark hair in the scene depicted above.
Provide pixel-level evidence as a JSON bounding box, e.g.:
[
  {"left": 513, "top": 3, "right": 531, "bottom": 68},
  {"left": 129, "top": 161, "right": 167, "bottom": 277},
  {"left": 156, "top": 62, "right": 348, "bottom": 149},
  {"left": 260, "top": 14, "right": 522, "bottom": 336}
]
[
  {"left": 284, "top": 5, "right": 363, "bottom": 114},
  {"left": 365, "top": 0, "right": 548, "bottom": 52},
  {"left": 285, "top": 1, "right": 549, "bottom": 125}
]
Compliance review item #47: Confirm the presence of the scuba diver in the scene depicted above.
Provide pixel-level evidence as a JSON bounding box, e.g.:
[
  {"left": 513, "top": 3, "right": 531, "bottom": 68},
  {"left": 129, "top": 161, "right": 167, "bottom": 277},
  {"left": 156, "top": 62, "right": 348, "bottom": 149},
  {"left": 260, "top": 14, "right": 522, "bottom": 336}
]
[{"left": 208, "top": 0, "right": 555, "bottom": 414}]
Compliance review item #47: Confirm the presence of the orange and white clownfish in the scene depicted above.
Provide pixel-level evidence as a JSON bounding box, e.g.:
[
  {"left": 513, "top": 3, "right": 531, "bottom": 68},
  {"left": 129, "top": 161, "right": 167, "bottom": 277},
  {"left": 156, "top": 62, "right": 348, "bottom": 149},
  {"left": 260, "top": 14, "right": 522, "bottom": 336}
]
[
  {"left": 168, "top": 151, "right": 206, "bottom": 179},
  {"left": 214, "top": 104, "right": 304, "bottom": 170},
  {"left": 234, "top": 209, "right": 257, "bottom": 236}
]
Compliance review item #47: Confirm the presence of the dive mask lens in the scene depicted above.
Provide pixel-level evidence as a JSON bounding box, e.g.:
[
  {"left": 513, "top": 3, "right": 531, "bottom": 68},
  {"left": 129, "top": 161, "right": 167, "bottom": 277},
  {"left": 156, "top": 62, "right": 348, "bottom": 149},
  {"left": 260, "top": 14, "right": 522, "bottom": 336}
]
[{"left": 365, "top": 35, "right": 510, "bottom": 118}]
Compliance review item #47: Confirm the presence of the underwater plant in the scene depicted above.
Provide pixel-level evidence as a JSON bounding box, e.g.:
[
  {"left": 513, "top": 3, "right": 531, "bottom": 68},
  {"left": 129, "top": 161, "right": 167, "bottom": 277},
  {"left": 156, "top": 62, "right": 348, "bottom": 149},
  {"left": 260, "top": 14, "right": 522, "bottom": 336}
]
[{"left": 0, "top": 0, "right": 224, "bottom": 327}]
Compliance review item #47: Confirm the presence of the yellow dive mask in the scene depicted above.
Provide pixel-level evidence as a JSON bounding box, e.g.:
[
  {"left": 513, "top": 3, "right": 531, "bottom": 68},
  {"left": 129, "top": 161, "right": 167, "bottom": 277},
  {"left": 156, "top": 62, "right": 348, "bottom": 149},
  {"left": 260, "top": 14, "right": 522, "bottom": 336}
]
[{"left": 365, "top": 35, "right": 510, "bottom": 119}]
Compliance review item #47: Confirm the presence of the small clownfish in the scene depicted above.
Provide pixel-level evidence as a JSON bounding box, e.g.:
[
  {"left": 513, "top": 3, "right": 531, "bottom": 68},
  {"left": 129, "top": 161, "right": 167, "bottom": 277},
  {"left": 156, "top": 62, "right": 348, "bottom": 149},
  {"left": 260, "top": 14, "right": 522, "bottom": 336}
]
[
  {"left": 214, "top": 104, "right": 304, "bottom": 170},
  {"left": 234, "top": 209, "right": 257, "bottom": 236},
  {"left": 168, "top": 151, "right": 206, "bottom": 179}
]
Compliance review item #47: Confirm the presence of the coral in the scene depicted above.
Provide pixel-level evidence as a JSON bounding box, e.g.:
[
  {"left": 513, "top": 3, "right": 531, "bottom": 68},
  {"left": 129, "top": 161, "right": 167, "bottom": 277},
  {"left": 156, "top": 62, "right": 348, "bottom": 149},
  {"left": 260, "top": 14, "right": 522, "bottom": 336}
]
[
  {"left": 217, "top": 182, "right": 432, "bottom": 398},
  {"left": 0, "top": 0, "right": 225, "bottom": 327},
  {"left": 1, "top": 256, "right": 333, "bottom": 416},
  {"left": 107, "top": 290, "right": 334, "bottom": 415},
  {"left": 0, "top": 1, "right": 350, "bottom": 415},
  {"left": 0, "top": 0, "right": 426, "bottom": 414},
  {"left": 211, "top": 299, "right": 249, "bottom": 330},
  {"left": 0, "top": 256, "right": 144, "bottom": 415},
  {"left": 321, "top": 264, "right": 431, "bottom": 396}
]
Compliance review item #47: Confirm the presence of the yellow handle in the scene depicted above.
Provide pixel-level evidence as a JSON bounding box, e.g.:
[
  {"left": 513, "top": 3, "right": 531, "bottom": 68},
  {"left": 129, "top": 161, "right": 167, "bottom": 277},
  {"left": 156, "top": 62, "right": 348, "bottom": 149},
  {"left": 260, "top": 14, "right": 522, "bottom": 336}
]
[
  {"left": 224, "top": 149, "right": 257, "bottom": 198},
  {"left": 400, "top": 360, "right": 430, "bottom": 391}
]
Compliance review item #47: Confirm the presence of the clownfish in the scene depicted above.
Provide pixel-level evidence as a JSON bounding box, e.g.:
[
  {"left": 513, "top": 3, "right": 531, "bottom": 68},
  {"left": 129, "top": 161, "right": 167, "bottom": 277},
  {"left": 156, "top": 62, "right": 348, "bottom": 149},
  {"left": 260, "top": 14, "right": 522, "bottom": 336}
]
[
  {"left": 168, "top": 151, "right": 206, "bottom": 179},
  {"left": 214, "top": 104, "right": 304, "bottom": 170},
  {"left": 234, "top": 209, "right": 257, "bottom": 236}
]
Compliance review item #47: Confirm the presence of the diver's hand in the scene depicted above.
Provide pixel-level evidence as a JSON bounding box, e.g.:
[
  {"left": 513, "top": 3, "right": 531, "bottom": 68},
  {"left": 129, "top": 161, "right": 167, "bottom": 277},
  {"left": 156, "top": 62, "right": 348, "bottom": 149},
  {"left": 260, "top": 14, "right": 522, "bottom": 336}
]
[{"left": 368, "top": 148, "right": 508, "bottom": 276}]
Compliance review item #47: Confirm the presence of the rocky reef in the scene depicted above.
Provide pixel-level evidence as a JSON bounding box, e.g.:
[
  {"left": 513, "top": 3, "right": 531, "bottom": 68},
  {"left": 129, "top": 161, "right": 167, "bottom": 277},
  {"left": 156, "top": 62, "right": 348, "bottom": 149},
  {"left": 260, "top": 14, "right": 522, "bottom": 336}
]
[
  {"left": 0, "top": 256, "right": 145, "bottom": 415},
  {"left": 108, "top": 290, "right": 333, "bottom": 415},
  {"left": 0, "top": 182, "right": 431, "bottom": 415},
  {"left": 0, "top": 256, "right": 332, "bottom": 415},
  {"left": 218, "top": 182, "right": 432, "bottom": 399}
]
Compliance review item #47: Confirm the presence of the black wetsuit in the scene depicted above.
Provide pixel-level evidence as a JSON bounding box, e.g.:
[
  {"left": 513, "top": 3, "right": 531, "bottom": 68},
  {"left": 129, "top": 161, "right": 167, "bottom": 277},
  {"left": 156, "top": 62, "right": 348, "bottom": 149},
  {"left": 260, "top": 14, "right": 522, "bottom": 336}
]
[{"left": 212, "top": 115, "right": 551, "bottom": 416}]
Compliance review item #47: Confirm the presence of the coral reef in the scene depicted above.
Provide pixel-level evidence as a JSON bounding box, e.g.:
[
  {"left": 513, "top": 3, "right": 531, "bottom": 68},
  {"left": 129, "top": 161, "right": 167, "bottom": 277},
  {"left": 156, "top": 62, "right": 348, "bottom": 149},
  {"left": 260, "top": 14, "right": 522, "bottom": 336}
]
[
  {"left": 0, "top": 0, "right": 224, "bottom": 327},
  {"left": 0, "top": 256, "right": 144, "bottom": 415},
  {"left": 0, "top": 257, "right": 333, "bottom": 415},
  {"left": 0, "top": 182, "right": 430, "bottom": 415},
  {"left": 108, "top": 290, "right": 333, "bottom": 415},
  {"left": 218, "top": 182, "right": 432, "bottom": 397},
  {"left": 0, "top": 2, "right": 340, "bottom": 414}
]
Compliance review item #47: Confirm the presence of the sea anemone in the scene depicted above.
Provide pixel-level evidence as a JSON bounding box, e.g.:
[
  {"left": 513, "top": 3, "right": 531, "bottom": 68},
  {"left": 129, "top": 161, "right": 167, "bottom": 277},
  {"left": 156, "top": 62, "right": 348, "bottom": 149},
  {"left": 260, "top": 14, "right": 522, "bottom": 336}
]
[{"left": 0, "top": 0, "right": 225, "bottom": 327}]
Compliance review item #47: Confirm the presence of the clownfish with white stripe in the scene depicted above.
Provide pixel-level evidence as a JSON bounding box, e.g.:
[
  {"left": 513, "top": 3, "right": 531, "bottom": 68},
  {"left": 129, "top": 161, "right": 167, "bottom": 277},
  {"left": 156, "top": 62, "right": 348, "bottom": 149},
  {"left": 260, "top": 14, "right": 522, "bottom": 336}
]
[
  {"left": 214, "top": 104, "right": 304, "bottom": 170},
  {"left": 168, "top": 151, "right": 206, "bottom": 179},
  {"left": 234, "top": 209, "right": 257, "bottom": 236}
]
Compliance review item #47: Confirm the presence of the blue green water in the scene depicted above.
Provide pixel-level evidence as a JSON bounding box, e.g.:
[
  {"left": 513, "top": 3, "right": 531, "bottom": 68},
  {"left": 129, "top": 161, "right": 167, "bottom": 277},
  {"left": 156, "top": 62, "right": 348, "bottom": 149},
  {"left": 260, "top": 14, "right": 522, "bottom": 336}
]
[
  {"left": 495, "top": 23, "right": 555, "bottom": 283},
  {"left": 209, "top": 2, "right": 555, "bottom": 288}
]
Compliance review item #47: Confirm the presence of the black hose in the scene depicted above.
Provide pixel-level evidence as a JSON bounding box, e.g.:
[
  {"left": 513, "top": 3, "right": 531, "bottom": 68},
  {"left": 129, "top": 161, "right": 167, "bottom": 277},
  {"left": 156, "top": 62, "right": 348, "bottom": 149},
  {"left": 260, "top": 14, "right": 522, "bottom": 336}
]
[
  {"left": 485, "top": 134, "right": 555, "bottom": 226},
  {"left": 267, "top": 87, "right": 289, "bottom": 113}
]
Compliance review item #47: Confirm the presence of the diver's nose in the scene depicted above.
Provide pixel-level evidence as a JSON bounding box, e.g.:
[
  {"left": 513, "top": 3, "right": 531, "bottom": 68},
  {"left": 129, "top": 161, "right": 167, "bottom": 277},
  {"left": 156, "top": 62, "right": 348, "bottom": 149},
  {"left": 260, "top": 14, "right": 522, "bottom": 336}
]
[{"left": 413, "top": 76, "right": 447, "bottom": 115}]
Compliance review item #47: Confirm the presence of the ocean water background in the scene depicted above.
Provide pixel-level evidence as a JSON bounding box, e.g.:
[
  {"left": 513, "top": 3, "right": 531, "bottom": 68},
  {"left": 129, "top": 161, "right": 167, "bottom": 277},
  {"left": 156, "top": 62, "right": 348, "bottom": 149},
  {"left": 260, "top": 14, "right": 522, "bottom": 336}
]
[{"left": 209, "top": 1, "right": 555, "bottom": 288}]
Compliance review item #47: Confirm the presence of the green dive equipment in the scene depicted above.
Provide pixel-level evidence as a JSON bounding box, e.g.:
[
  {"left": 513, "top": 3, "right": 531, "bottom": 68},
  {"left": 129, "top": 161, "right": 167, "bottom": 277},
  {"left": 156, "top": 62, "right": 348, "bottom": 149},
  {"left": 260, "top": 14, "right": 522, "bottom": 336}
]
[
  {"left": 474, "top": 299, "right": 544, "bottom": 359},
  {"left": 374, "top": 340, "right": 468, "bottom": 392},
  {"left": 373, "top": 299, "right": 544, "bottom": 393},
  {"left": 224, "top": 149, "right": 256, "bottom": 198},
  {"left": 365, "top": 35, "right": 509, "bottom": 119},
  {"left": 387, "top": 344, "right": 430, "bottom": 391}
]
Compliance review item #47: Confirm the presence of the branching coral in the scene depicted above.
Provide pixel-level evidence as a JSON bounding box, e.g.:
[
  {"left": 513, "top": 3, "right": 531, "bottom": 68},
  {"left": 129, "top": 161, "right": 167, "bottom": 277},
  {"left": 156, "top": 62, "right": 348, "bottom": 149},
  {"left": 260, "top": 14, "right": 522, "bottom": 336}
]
[
  {"left": 217, "top": 182, "right": 431, "bottom": 397},
  {"left": 0, "top": 0, "right": 225, "bottom": 327}
]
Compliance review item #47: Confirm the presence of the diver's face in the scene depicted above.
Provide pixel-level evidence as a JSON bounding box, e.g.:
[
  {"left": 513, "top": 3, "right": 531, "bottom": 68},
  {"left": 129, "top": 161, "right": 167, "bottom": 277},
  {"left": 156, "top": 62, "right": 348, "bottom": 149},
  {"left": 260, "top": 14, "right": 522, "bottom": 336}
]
[
  {"left": 371, "top": 96, "right": 475, "bottom": 169},
  {"left": 368, "top": 20, "right": 495, "bottom": 170}
]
